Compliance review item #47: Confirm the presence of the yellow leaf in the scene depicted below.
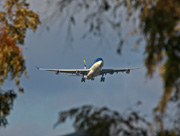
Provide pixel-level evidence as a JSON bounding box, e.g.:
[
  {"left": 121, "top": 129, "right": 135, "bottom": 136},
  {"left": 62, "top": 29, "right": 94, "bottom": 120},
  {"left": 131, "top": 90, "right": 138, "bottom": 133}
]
[
  {"left": 4, "top": 1, "right": 10, "bottom": 9},
  {"left": 0, "top": 11, "right": 5, "bottom": 18}
]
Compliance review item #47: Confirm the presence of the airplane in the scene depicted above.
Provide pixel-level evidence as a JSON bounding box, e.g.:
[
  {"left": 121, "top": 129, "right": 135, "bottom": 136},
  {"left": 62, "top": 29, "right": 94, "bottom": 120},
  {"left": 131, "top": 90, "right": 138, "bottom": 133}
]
[{"left": 37, "top": 58, "right": 141, "bottom": 82}]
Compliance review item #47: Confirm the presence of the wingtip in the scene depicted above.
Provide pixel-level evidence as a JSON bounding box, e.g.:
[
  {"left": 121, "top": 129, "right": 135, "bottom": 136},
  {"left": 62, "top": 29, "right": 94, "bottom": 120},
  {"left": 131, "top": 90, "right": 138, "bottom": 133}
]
[{"left": 36, "top": 66, "right": 39, "bottom": 70}]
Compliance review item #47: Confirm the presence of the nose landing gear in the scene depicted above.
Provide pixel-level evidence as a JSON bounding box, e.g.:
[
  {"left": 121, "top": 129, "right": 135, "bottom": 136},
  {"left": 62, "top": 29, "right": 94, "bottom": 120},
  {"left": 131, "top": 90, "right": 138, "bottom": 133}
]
[{"left": 100, "top": 77, "right": 105, "bottom": 82}]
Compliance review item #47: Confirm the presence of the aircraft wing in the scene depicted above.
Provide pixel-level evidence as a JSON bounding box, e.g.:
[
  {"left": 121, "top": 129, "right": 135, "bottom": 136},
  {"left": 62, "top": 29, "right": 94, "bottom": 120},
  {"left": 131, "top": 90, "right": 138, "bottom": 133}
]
[
  {"left": 100, "top": 67, "right": 141, "bottom": 75},
  {"left": 37, "top": 67, "right": 90, "bottom": 75}
]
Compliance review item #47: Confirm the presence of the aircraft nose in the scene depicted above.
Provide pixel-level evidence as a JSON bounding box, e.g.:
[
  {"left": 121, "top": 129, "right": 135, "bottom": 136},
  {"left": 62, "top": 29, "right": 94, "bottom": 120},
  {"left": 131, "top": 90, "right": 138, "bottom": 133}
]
[{"left": 100, "top": 60, "right": 104, "bottom": 67}]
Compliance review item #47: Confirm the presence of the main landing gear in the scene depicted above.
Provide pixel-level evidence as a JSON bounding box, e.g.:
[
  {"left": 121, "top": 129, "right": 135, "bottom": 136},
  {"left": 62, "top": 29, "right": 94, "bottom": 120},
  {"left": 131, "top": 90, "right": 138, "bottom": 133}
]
[
  {"left": 81, "top": 76, "right": 105, "bottom": 82},
  {"left": 100, "top": 77, "right": 105, "bottom": 82},
  {"left": 81, "top": 77, "right": 85, "bottom": 82}
]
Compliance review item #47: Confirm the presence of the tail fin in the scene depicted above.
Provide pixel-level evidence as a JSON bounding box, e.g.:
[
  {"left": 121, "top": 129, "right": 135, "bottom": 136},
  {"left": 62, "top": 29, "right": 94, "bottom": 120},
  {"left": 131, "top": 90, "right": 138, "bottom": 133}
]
[{"left": 84, "top": 60, "right": 87, "bottom": 69}]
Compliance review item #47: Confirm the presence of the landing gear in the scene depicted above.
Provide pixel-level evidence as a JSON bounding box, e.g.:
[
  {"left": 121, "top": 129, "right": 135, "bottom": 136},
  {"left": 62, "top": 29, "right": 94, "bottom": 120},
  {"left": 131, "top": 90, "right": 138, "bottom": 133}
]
[
  {"left": 81, "top": 77, "right": 85, "bottom": 82},
  {"left": 100, "top": 77, "right": 105, "bottom": 82}
]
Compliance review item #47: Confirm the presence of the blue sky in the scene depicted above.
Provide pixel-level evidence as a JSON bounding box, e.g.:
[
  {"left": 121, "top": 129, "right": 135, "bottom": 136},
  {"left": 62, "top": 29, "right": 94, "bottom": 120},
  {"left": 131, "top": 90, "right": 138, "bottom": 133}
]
[{"left": 1, "top": 1, "right": 163, "bottom": 136}]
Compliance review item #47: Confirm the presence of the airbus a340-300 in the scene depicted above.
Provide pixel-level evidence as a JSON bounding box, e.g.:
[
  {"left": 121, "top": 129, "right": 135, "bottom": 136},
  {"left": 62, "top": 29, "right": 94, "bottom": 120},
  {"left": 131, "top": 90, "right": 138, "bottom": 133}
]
[{"left": 37, "top": 58, "right": 140, "bottom": 82}]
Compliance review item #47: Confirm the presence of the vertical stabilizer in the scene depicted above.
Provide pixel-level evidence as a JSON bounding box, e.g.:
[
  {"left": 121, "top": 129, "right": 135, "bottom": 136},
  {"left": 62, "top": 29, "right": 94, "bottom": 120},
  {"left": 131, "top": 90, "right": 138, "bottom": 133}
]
[{"left": 84, "top": 60, "right": 87, "bottom": 69}]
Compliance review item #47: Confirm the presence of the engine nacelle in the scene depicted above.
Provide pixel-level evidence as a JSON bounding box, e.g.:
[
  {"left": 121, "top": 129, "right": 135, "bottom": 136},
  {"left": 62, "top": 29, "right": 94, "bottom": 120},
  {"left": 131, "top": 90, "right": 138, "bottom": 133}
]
[
  {"left": 56, "top": 71, "right": 60, "bottom": 75},
  {"left": 76, "top": 71, "right": 80, "bottom": 74},
  {"left": 110, "top": 70, "right": 114, "bottom": 75},
  {"left": 126, "top": 70, "right": 130, "bottom": 74}
]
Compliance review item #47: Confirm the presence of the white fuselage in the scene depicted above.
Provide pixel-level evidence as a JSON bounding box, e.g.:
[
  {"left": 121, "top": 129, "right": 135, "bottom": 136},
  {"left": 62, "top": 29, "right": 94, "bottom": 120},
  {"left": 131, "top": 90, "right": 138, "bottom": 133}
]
[{"left": 85, "top": 61, "right": 104, "bottom": 79}]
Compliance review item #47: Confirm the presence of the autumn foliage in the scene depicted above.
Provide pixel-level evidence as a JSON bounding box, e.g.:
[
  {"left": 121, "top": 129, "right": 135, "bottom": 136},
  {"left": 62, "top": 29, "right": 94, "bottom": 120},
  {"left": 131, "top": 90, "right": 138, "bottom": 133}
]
[
  {"left": 0, "top": 0, "right": 40, "bottom": 127},
  {"left": 0, "top": 32, "right": 25, "bottom": 87}
]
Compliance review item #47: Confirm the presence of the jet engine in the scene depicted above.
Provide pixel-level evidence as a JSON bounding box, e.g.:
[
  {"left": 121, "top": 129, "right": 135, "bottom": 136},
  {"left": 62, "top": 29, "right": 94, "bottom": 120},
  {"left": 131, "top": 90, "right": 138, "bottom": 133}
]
[
  {"left": 110, "top": 70, "right": 114, "bottom": 75},
  {"left": 126, "top": 69, "right": 130, "bottom": 74},
  {"left": 56, "top": 71, "right": 60, "bottom": 75}
]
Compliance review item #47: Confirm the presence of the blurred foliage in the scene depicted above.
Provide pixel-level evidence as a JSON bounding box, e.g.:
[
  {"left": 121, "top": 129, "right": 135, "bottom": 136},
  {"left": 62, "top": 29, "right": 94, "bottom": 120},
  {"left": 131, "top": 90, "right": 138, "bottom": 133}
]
[
  {"left": 54, "top": 105, "right": 150, "bottom": 136},
  {"left": 55, "top": 105, "right": 180, "bottom": 136},
  {"left": 0, "top": 89, "right": 16, "bottom": 127},
  {"left": 0, "top": 32, "right": 26, "bottom": 88},
  {"left": 125, "top": 0, "right": 180, "bottom": 132},
  {"left": 129, "top": 0, "right": 180, "bottom": 114},
  {"left": 44, "top": 0, "right": 180, "bottom": 134},
  {"left": 0, "top": 0, "right": 40, "bottom": 127}
]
